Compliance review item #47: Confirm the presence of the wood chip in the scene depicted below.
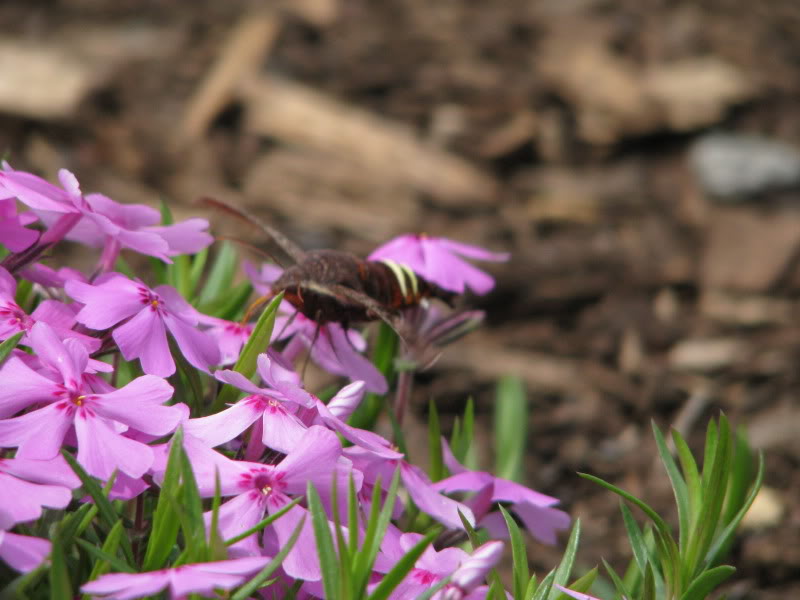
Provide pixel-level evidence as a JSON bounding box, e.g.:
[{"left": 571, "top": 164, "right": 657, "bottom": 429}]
[
  {"left": 702, "top": 207, "right": 800, "bottom": 292},
  {"left": 741, "top": 487, "right": 785, "bottom": 530},
  {"left": 643, "top": 58, "right": 754, "bottom": 131},
  {"left": 239, "top": 75, "right": 498, "bottom": 205},
  {"left": 0, "top": 41, "right": 104, "bottom": 120},
  {"left": 700, "top": 290, "right": 795, "bottom": 326},
  {"left": 668, "top": 337, "right": 746, "bottom": 371},
  {"left": 242, "top": 149, "right": 417, "bottom": 242},
  {"left": 177, "top": 11, "right": 282, "bottom": 143},
  {"left": 540, "top": 35, "right": 756, "bottom": 144}
]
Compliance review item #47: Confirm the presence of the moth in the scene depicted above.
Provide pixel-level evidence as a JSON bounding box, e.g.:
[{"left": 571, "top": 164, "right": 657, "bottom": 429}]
[{"left": 201, "top": 198, "right": 457, "bottom": 345}]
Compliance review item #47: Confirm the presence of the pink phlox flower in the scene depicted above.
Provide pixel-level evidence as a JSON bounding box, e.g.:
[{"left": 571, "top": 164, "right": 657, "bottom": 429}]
[
  {"left": 432, "top": 439, "right": 570, "bottom": 545},
  {"left": 203, "top": 426, "right": 350, "bottom": 581},
  {"left": 0, "top": 266, "right": 100, "bottom": 352},
  {"left": 0, "top": 530, "right": 51, "bottom": 573},
  {"left": 277, "top": 311, "right": 388, "bottom": 395},
  {"left": 244, "top": 259, "right": 283, "bottom": 295},
  {"left": 368, "top": 234, "right": 509, "bottom": 295},
  {"left": 0, "top": 196, "right": 39, "bottom": 252},
  {"left": 306, "top": 382, "right": 401, "bottom": 459},
  {"left": 0, "top": 165, "right": 212, "bottom": 265},
  {"left": 374, "top": 527, "right": 503, "bottom": 600},
  {"left": 0, "top": 322, "right": 180, "bottom": 480},
  {"left": 186, "top": 352, "right": 313, "bottom": 453},
  {"left": 344, "top": 446, "right": 475, "bottom": 530},
  {"left": 196, "top": 313, "right": 254, "bottom": 366},
  {"left": 66, "top": 274, "right": 220, "bottom": 377},
  {"left": 0, "top": 454, "right": 80, "bottom": 529},
  {"left": 80, "top": 556, "right": 271, "bottom": 600}
]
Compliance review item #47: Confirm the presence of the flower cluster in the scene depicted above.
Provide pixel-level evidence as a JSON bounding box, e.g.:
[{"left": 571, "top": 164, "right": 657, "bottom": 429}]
[{"left": 0, "top": 166, "right": 575, "bottom": 599}]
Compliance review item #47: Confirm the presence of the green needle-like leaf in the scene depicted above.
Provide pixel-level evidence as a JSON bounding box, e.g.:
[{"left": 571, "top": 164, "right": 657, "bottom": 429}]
[
  {"left": 531, "top": 570, "right": 557, "bottom": 600},
  {"left": 142, "top": 430, "right": 185, "bottom": 570},
  {"left": 188, "top": 246, "right": 209, "bottom": 300},
  {"left": 550, "top": 519, "right": 581, "bottom": 597},
  {"left": 553, "top": 568, "right": 598, "bottom": 600},
  {"left": 61, "top": 453, "right": 133, "bottom": 564},
  {"left": 428, "top": 400, "right": 444, "bottom": 482},
  {"left": 652, "top": 423, "right": 690, "bottom": 550},
  {"left": 353, "top": 471, "right": 401, "bottom": 592},
  {"left": 48, "top": 528, "right": 72, "bottom": 600},
  {"left": 579, "top": 473, "right": 674, "bottom": 544},
  {"left": 0, "top": 331, "right": 23, "bottom": 366},
  {"left": 494, "top": 375, "right": 527, "bottom": 482},
  {"left": 212, "top": 292, "right": 282, "bottom": 412},
  {"left": 602, "top": 558, "right": 633, "bottom": 600},
  {"left": 197, "top": 242, "right": 239, "bottom": 307},
  {"left": 673, "top": 432, "right": 703, "bottom": 533},
  {"left": 680, "top": 565, "right": 736, "bottom": 600},
  {"left": 76, "top": 536, "right": 135, "bottom": 577},
  {"left": 620, "top": 502, "right": 650, "bottom": 576},
  {"left": 308, "top": 482, "right": 339, "bottom": 599},
  {"left": 500, "top": 505, "right": 529, "bottom": 600}
]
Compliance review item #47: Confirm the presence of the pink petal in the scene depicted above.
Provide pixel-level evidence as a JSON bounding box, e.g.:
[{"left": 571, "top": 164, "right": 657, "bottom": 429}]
[
  {"left": 260, "top": 405, "right": 309, "bottom": 454},
  {"left": 149, "top": 218, "right": 214, "bottom": 255},
  {"left": 437, "top": 238, "right": 510, "bottom": 262},
  {"left": 214, "top": 369, "right": 266, "bottom": 395},
  {"left": 326, "top": 381, "right": 366, "bottom": 420},
  {"left": 401, "top": 463, "right": 474, "bottom": 530},
  {"left": 168, "top": 571, "right": 245, "bottom": 597},
  {"left": 75, "top": 413, "right": 154, "bottom": 479},
  {"left": 0, "top": 472, "right": 73, "bottom": 528},
  {"left": 113, "top": 309, "right": 174, "bottom": 377},
  {"left": 450, "top": 541, "right": 504, "bottom": 592},
  {"left": 315, "top": 400, "right": 400, "bottom": 458},
  {"left": 213, "top": 492, "right": 268, "bottom": 556},
  {"left": 0, "top": 168, "right": 74, "bottom": 212},
  {"left": 67, "top": 277, "right": 144, "bottom": 328},
  {"left": 277, "top": 426, "right": 342, "bottom": 494},
  {"left": 163, "top": 313, "right": 219, "bottom": 373},
  {"left": 268, "top": 499, "right": 320, "bottom": 581},
  {"left": 0, "top": 531, "right": 51, "bottom": 573},
  {"left": 183, "top": 399, "right": 263, "bottom": 448},
  {"left": 0, "top": 454, "right": 80, "bottom": 488},
  {"left": 81, "top": 571, "right": 169, "bottom": 599},
  {"left": 0, "top": 355, "right": 61, "bottom": 418},
  {"left": 506, "top": 502, "right": 571, "bottom": 546},
  {"left": 0, "top": 402, "right": 73, "bottom": 459},
  {"left": 29, "top": 322, "right": 86, "bottom": 387},
  {"left": 93, "top": 376, "right": 178, "bottom": 435}
]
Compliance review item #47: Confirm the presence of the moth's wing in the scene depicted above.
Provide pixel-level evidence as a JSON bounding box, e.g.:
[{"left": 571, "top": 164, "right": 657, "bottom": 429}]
[
  {"left": 298, "top": 280, "right": 411, "bottom": 346},
  {"left": 199, "top": 196, "right": 306, "bottom": 265}
]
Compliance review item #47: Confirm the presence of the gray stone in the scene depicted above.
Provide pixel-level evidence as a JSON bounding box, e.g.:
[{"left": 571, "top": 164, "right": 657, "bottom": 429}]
[{"left": 689, "top": 132, "right": 800, "bottom": 199}]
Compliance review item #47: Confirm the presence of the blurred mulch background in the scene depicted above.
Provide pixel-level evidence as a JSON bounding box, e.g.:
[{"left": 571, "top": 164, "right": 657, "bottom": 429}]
[{"left": 1, "top": 1, "right": 798, "bottom": 597}]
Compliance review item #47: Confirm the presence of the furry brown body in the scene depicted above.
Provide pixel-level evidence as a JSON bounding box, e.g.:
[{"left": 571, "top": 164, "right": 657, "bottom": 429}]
[{"left": 272, "top": 249, "right": 455, "bottom": 325}]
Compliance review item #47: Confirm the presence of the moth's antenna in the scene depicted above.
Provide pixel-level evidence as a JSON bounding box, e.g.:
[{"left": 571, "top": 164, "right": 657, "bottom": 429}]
[{"left": 198, "top": 196, "right": 307, "bottom": 265}]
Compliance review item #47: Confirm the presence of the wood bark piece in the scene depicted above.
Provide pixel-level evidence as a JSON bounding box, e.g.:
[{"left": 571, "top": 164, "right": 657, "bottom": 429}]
[
  {"left": 178, "top": 12, "right": 282, "bottom": 143},
  {"left": 439, "top": 333, "right": 639, "bottom": 402},
  {"left": 0, "top": 41, "right": 104, "bottom": 120},
  {"left": 239, "top": 75, "right": 498, "bottom": 205},
  {"left": 702, "top": 207, "right": 800, "bottom": 292},
  {"left": 242, "top": 149, "right": 416, "bottom": 242}
]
